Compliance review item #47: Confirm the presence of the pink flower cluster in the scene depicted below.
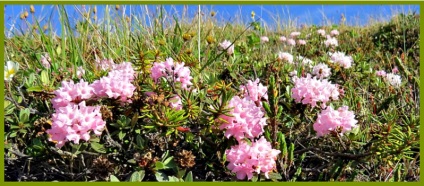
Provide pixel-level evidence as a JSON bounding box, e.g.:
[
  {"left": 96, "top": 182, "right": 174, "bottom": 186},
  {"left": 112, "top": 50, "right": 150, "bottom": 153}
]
[
  {"left": 290, "top": 31, "right": 301, "bottom": 38},
  {"left": 279, "top": 36, "right": 287, "bottom": 42},
  {"left": 225, "top": 137, "right": 281, "bottom": 180},
  {"left": 291, "top": 74, "right": 340, "bottom": 108},
  {"left": 169, "top": 95, "right": 183, "bottom": 110},
  {"left": 76, "top": 66, "right": 85, "bottom": 79},
  {"left": 312, "top": 63, "right": 332, "bottom": 79},
  {"left": 297, "top": 39, "right": 307, "bottom": 45},
  {"left": 95, "top": 58, "right": 115, "bottom": 71},
  {"left": 219, "top": 96, "right": 267, "bottom": 141},
  {"left": 376, "top": 70, "right": 387, "bottom": 77},
  {"left": 260, "top": 36, "right": 269, "bottom": 43},
  {"left": 51, "top": 79, "right": 94, "bottom": 110},
  {"left": 328, "top": 52, "right": 353, "bottom": 69},
  {"left": 277, "top": 52, "right": 294, "bottom": 63},
  {"left": 91, "top": 62, "right": 136, "bottom": 103},
  {"left": 287, "top": 38, "right": 296, "bottom": 46},
  {"left": 313, "top": 106, "right": 358, "bottom": 136},
  {"left": 41, "top": 53, "right": 51, "bottom": 69},
  {"left": 218, "top": 40, "right": 235, "bottom": 55},
  {"left": 48, "top": 62, "right": 136, "bottom": 148},
  {"left": 317, "top": 29, "right": 326, "bottom": 37},
  {"left": 239, "top": 78, "right": 268, "bottom": 105},
  {"left": 324, "top": 36, "right": 338, "bottom": 47},
  {"left": 46, "top": 101, "right": 106, "bottom": 148},
  {"left": 330, "top": 29, "right": 340, "bottom": 36},
  {"left": 150, "top": 58, "right": 193, "bottom": 90},
  {"left": 219, "top": 80, "right": 281, "bottom": 180},
  {"left": 297, "top": 55, "right": 314, "bottom": 67}
]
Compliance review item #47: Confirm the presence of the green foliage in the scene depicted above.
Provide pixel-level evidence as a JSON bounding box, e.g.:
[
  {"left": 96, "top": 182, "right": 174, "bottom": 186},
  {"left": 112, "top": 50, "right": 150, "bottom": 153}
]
[{"left": 3, "top": 5, "right": 419, "bottom": 182}]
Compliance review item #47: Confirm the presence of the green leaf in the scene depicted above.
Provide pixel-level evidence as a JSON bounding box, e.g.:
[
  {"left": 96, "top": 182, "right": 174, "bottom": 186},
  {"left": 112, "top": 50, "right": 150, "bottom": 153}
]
[
  {"left": 251, "top": 175, "right": 258, "bottom": 182},
  {"left": 268, "top": 172, "right": 282, "bottom": 180},
  {"left": 129, "top": 170, "right": 145, "bottom": 182},
  {"left": 56, "top": 46, "right": 62, "bottom": 56},
  {"left": 40, "top": 70, "right": 50, "bottom": 86},
  {"left": 26, "top": 86, "right": 44, "bottom": 92},
  {"left": 136, "top": 135, "right": 145, "bottom": 150},
  {"left": 155, "top": 161, "right": 165, "bottom": 170},
  {"left": 109, "top": 175, "right": 120, "bottom": 182},
  {"left": 90, "top": 142, "right": 106, "bottom": 153},
  {"left": 19, "top": 108, "right": 30, "bottom": 123},
  {"left": 127, "top": 159, "right": 137, "bottom": 164},
  {"left": 184, "top": 171, "right": 193, "bottom": 182},
  {"left": 168, "top": 176, "right": 181, "bottom": 182},
  {"left": 155, "top": 171, "right": 169, "bottom": 182},
  {"left": 118, "top": 131, "right": 126, "bottom": 140},
  {"left": 9, "top": 132, "right": 17, "bottom": 138}
]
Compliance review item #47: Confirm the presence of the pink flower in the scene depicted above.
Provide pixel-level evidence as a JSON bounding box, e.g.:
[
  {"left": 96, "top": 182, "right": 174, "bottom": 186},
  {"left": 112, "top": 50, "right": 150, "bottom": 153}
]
[
  {"left": 225, "top": 137, "right": 280, "bottom": 180},
  {"left": 279, "top": 36, "right": 287, "bottom": 42},
  {"left": 392, "top": 66, "right": 399, "bottom": 73},
  {"left": 219, "top": 40, "right": 234, "bottom": 55},
  {"left": 376, "top": 70, "right": 387, "bottom": 77},
  {"left": 297, "top": 39, "right": 307, "bottom": 45},
  {"left": 277, "top": 52, "right": 294, "bottom": 63},
  {"left": 289, "top": 70, "right": 298, "bottom": 77},
  {"left": 95, "top": 58, "right": 115, "bottom": 71},
  {"left": 317, "top": 29, "right": 326, "bottom": 36},
  {"left": 41, "top": 53, "right": 51, "bottom": 69},
  {"left": 330, "top": 29, "right": 340, "bottom": 36},
  {"left": 324, "top": 37, "right": 338, "bottom": 47},
  {"left": 51, "top": 79, "right": 94, "bottom": 110},
  {"left": 312, "top": 63, "right": 332, "bottom": 79},
  {"left": 239, "top": 78, "right": 268, "bottom": 104},
  {"left": 296, "top": 55, "right": 313, "bottom": 67},
  {"left": 328, "top": 52, "right": 353, "bottom": 69},
  {"left": 91, "top": 62, "right": 136, "bottom": 103},
  {"left": 313, "top": 106, "right": 358, "bottom": 137},
  {"left": 287, "top": 39, "right": 296, "bottom": 46},
  {"left": 169, "top": 95, "right": 183, "bottom": 110},
  {"left": 260, "top": 36, "right": 269, "bottom": 43},
  {"left": 46, "top": 101, "right": 106, "bottom": 148},
  {"left": 76, "top": 66, "right": 85, "bottom": 79},
  {"left": 385, "top": 73, "right": 402, "bottom": 87},
  {"left": 150, "top": 58, "right": 193, "bottom": 90},
  {"left": 218, "top": 96, "right": 267, "bottom": 142},
  {"left": 290, "top": 31, "right": 301, "bottom": 38},
  {"left": 291, "top": 74, "right": 339, "bottom": 108}
]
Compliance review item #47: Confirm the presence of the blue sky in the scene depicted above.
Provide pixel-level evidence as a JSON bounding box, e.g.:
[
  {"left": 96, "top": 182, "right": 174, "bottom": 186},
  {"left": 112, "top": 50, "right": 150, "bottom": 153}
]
[{"left": 4, "top": 4, "right": 420, "bottom": 37}]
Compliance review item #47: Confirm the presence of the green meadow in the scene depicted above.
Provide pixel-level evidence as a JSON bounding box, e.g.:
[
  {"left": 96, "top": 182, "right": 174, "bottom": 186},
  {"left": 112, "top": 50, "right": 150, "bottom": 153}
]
[{"left": 3, "top": 5, "right": 420, "bottom": 182}]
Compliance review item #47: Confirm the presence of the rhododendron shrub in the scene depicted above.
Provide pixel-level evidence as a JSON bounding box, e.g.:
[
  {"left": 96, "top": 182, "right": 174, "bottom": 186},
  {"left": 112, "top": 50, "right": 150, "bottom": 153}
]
[
  {"left": 218, "top": 96, "right": 267, "bottom": 142},
  {"left": 291, "top": 74, "right": 339, "bottom": 108},
  {"left": 385, "top": 73, "right": 402, "bottom": 87},
  {"left": 218, "top": 40, "right": 235, "bottom": 55},
  {"left": 225, "top": 137, "right": 281, "bottom": 180},
  {"left": 328, "top": 52, "right": 354, "bottom": 69},
  {"left": 49, "top": 61, "right": 136, "bottom": 148},
  {"left": 46, "top": 101, "right": 106, "bottom": 148},
  {"left": 324, "top": 36, "right": 338, "bottom": 47},
  {"left": 95, "top": 58, "right": 115, "bottom": 71},
  {"left": 239, "top": 78, "right": 268, "bottom": 104},
  {"left": 91, "top": 62, "right": 136, "bottom": 103},
  {"left": 313, "top": 106, "right": 358, "bottom": 137},
  {"left": 150, "top": 58, "right": 193, "bottom": 90},
  {"left": 312, "top": 63, "right": 332, "bottom": 79},
  {"left": 51, "top": 79, "right": 94, "bottom": 109},
  {"left": 277, "top": 52, "right": 294, "bottom": 63}
]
